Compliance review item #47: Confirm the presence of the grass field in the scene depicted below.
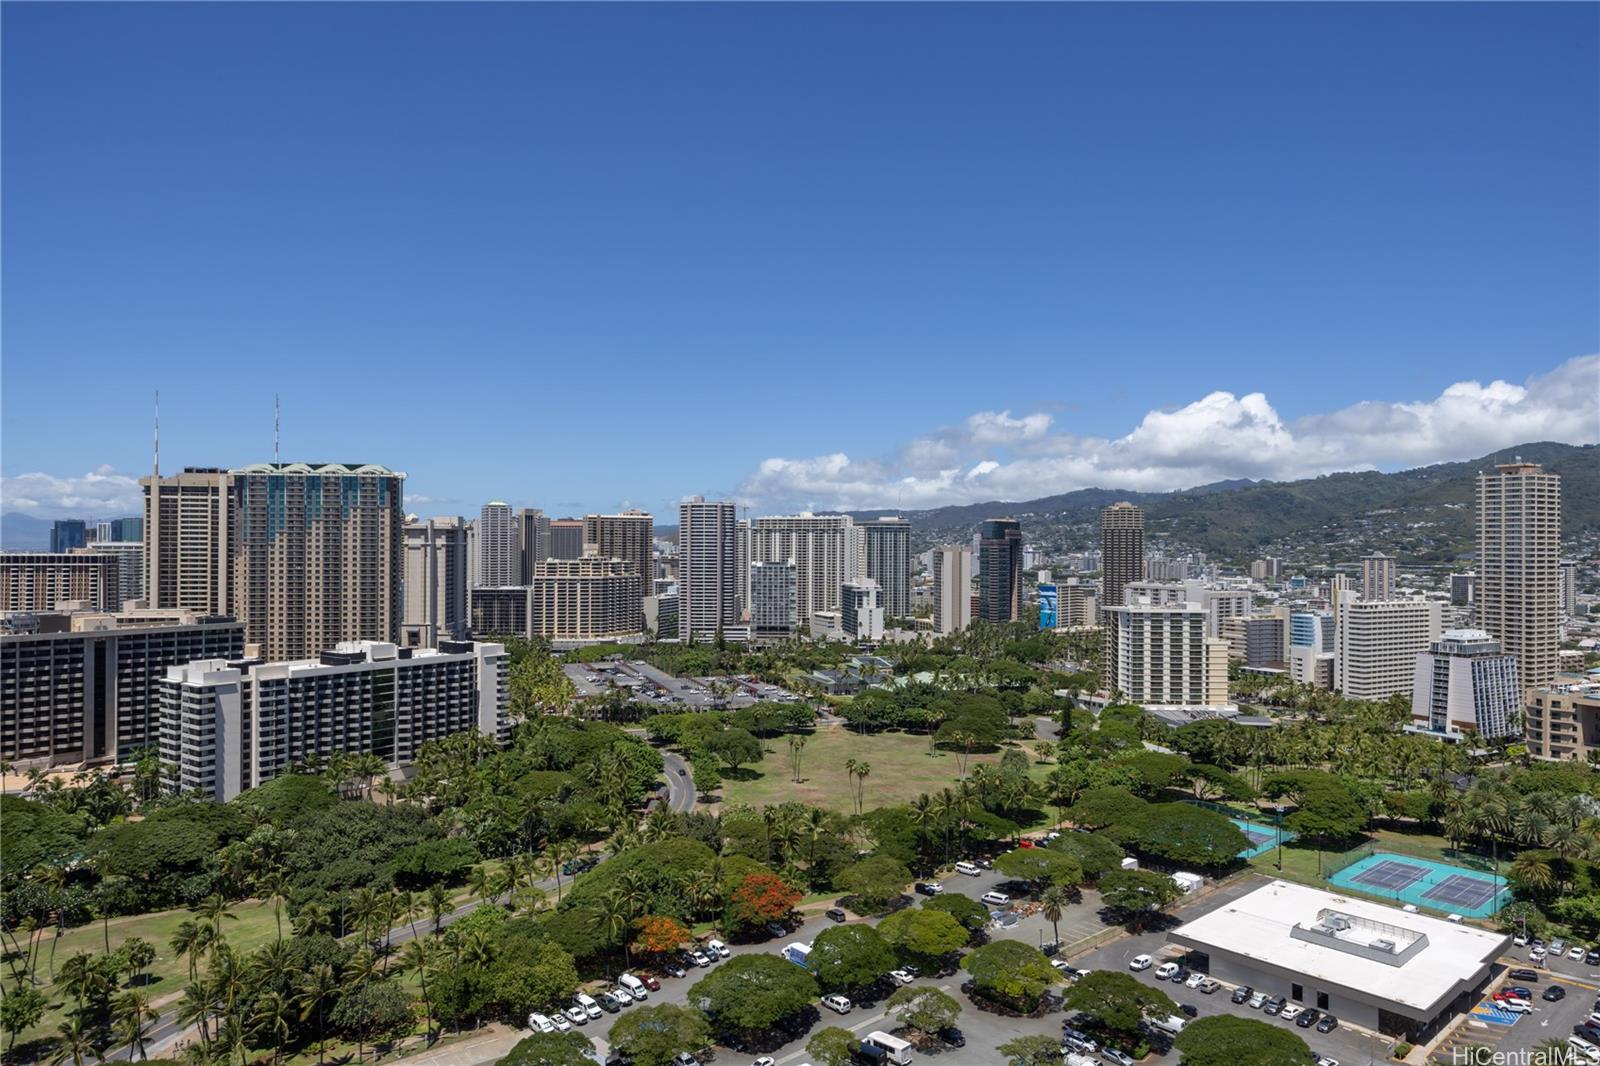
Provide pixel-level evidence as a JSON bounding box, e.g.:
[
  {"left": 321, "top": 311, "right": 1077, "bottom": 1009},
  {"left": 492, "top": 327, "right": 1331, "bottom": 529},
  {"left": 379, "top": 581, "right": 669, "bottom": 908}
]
[
  {"left": 10, "top": 898, "right": 282, "bottom": 1050},
  {"left": 717, "top": 724, "right": 1049, "bottom": 814}
]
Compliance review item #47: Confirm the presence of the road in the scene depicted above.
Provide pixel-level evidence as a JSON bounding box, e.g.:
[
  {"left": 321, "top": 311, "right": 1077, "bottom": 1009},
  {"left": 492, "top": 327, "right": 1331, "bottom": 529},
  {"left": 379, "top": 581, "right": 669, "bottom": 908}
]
[{"left": 129, "top": 756, "right": 694, "bottom": 1061}]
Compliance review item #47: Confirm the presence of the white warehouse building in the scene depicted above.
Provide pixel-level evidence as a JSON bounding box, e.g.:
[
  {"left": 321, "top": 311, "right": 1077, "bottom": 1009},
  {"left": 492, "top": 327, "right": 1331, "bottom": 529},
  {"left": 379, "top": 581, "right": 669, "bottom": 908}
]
[{"left": 1167, "top": 880, "right": 1507, "bottom": 1042}]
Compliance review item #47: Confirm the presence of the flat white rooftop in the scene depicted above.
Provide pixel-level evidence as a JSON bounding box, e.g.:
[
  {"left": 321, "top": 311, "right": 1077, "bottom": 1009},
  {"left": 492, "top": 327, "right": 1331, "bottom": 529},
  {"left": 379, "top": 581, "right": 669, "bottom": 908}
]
[{"left": 1170, "top": 880, "right": 1506, "bottom": 1014}]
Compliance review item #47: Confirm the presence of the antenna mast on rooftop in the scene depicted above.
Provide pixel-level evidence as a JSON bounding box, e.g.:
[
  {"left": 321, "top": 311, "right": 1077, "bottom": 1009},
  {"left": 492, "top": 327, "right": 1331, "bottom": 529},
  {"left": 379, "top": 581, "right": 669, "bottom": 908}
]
[
  {"left": 153, "top": 390, "right": 160, "bottom": 479},
  {"left": 274, "top": 394, "right": 281, "bottom": 464}
]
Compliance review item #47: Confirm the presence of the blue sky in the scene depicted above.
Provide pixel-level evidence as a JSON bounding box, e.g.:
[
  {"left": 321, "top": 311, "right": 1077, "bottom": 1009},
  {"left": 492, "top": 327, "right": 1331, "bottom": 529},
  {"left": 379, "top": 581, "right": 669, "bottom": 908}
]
[{"left": 3, "top": 3, "right": 1596, "bottom": 520}]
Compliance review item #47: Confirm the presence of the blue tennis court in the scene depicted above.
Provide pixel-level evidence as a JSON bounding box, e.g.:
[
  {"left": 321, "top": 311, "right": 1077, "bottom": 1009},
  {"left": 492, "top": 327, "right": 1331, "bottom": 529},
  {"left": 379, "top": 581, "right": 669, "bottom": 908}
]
[
  {"left": 1327, "top": 852, "right": 1510, "bottom": 918},
  {"left": 1231, "top": 816, "right": 1294, "bottom": 860}
]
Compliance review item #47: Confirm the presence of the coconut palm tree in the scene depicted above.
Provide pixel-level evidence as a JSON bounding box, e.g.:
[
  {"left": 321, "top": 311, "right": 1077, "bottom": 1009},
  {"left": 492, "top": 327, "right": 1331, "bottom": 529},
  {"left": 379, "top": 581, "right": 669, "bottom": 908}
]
[
  {"left": 254, "top": 870, "right": 290, "bottom": 944},
  {"left": 400, "top": 938, "right": 440, "bottom": 1044},
  {"left": 195, "top": 894, "right": 237, "bottom": 940},
  {"left": 1511, "top": 852, "right": 1554, "bottom": 896},
  {"left": 1039, "top": 886, "right": 1069, "bottom": 951},
  {"left": 250, "top": 990, "right": 293, "bottom": 1065},
  {"left": 49, "top": 1017, "right": 102, "bottom": 1066},
  {"left": 113, "top": 990, "right": 158, "bottom": 1061},
  {"left": 426, "top": 884, "right": 451, "bottom": 933},
  {"left": 295, "top": 963, "right": 340, "bottom": 1065},
  {"left": 596, "top": 888, "right": 635, "bottom": 968}
]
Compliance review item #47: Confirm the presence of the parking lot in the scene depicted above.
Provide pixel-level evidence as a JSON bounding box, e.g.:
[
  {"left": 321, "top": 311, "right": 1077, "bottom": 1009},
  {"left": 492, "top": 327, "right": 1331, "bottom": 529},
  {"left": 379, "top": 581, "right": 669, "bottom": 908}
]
[
  {"left": 1432, "top": 939, "right": 1600, "bottom": 1064},
  {"left": 563, "top": 660, "right": 803, "bottom": 710}
]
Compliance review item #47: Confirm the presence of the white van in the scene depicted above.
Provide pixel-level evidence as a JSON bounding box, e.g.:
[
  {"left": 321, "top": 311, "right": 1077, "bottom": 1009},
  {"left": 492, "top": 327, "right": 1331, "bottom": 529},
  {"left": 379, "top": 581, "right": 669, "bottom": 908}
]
[
  {"left": 574, "top": 993, "right": 601, "bottom": 1019},
  {"left": 862, "top": 1031, "right": 913, "bottom": 1065},
  {"left": 1129, "top": 954, "right": 1153, "bottom": 971},
  {"left": 618, "top": 973, "right": 648, "bottom": 1000},
  {"left": 1149, "top": 1014, "right": 1187, "bottom": 1035},
  {"left": 954, "top": 861, "right": 981, "bottom": 876}
]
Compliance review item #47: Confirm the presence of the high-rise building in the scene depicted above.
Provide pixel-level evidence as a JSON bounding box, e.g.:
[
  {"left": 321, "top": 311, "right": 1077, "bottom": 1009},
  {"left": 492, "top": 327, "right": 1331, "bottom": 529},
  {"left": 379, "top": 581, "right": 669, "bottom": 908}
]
[
  {"left": 1410, "top": 629, "right": 1521, "bottom": 741},
  {"left": 1124, "top": 581, "right": 1186, "bottom": 606},
  {"left": 528, "top": 556, "right": 644, "bottom": 644},
  {"left": 751, "top": 514, "right": 858, "bottom": 623},
  {"left": 1099, "top": 503, "right": 1144, "bottom": 620},
  {"left": 548, "top": 519, "right": 585, "bottom": 560},
  {"left": 112, "top": 517, "right": 145, "bottom": 543},
  {"left": 860, "top": 517, "right": 912, "bottom": 619},
  {"left": 403, "top": 516, "right": 469, "bottom": 647},
  {"left": 1103, "top": 600, "right": 1230, "bottom": 708},
  {"left": 1524, "top": 678, "right": 1600, "bottom": 761},
  {"left": 470, "top": 586, "right": 529, "bottom": 637},
  {"left": 1249, "top": 557, "right": 1283, "bottom": 583},
  {"left": 841, "top": 579, "right": 885, "bottom": 642},
  {"left": 750, "top": 559, "right": 797, "bottom": 640},
  {"left": 50, "top": 520, "right": 87, "bottom": 553},
  {"left": 1182, "top": 583, "right": 1253, "bottom": 639},
  {"left": 161, "top": 639, "right": 506, "bottom": 801},
  {"left": 931, "top": 546, "right": 973, "bottom": 635},
  {"left": 141, "top": 468, "right": 232, "bottom": 615},
  {"left": 2, "top": 552, "right": 121, "bottom": 613},
  {"left": 1289, "top": 645, "right": 1335, "bottom": 690},
  {"left": 1059, "top": 582, "right": 1098, "bottom": 628},
  {"left": 1334, "top": 593, "right": 1442, "bottom": 701},
  {"left": 230, "top": 464, "right": 405, "bottom": 662},
  {"left": 477, "top": 502, "right": 518, "bottom": 588},
  {"left": 1221, "top": 614, "right": 1287, "bottom": 668},
  {"left": 977, "top": 518, "right": 1023, "bottom": 623},
  {"left": 1450, "top": 572, "right": 1477, "bottom": 607},
  {"left": 89, "top": 541, "right": 145, "bottom": 607},
  {"left": 735, "top": 519, "right": 751, "bottom": 620},
  {"left": 582, "top": 511, "right": 653, "bottom": 607},
  {"left": 1476, "top": 462, "right": 1561, "bottom": 688},
  {"left": 1560, "top": 560, "right": 1578, "bottom": 618},
  {"left": 1361, "top": 553, "right": 1396, "bottom": 601},
  {"left": 678, "top": 498, "right": 738, "bottom": 643},
  {"left": 2, "top": 609, "right": 244, "bottom": 766},
  {"left": 517, "top": 508, "right": 550, "bottom": 584}
]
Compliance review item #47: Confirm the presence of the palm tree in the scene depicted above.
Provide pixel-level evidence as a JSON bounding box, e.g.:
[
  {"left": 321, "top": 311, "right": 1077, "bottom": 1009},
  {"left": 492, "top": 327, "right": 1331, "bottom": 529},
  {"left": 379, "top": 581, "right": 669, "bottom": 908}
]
[
  {"left": 426, "top": 884, "right": 451, "bottom": 933},
  {"left": 1511, "top": 852, "right": 1554, "bottom": 896},
  {"left": 174, "top": 981, "right": 216, "bottom": 1051},
  {"left": 467, "top": 865, "right": 497, "bottom": 910},
  {"left": 254, "top": 870, "right": 290, "bottom": 944},
  {"left": 171, "top": 920, "right": 209, "bottom": 983},
  {"left": 250, "top": 990, "right": 293, "bottom": 1066},
  {"left": 854, "top": 762, "right": 872, "bottom": 815},
  {"left": 597, "top": 888, "right": 634, "bottom": 967},
  {"left": 292, "top": 901, "right": 331, "bottom": 939},
  {"left": 113, "top": 990, "right": 158, "bottom": 1061},
  {"left": 295, "top": 963, "right": 340, "bottom": 1065},
  {"left": 348, "top": 885, "right": 382, "bottom": 946},
  {"left": 195, "top": 894, "right": 237, "bottom": 940},
  {"left": 49, "top": 1017, "right": 102, "bottom": 1066},
  {"left": 1039, "top": 886, "right": 1069, "bottom": 951},
  {"left": 400, "top": 938, "right": 439, "bottom": 1044}
]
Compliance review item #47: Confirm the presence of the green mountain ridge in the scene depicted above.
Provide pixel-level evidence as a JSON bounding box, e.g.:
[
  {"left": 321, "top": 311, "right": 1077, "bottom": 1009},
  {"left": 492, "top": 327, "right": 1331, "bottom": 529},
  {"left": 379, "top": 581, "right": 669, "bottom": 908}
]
[{"left": 853, "top": 441, "right": 1597, "bottom": 565}]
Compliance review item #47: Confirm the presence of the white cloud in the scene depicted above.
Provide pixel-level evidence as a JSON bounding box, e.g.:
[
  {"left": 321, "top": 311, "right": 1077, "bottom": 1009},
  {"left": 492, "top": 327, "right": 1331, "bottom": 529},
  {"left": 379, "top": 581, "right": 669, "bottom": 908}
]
[
  {"left": 736, "top": 355, "right": 1600, "bottom": 511},
  {"left": 0, "top": 465, "right": 144, "bottom": 518}
]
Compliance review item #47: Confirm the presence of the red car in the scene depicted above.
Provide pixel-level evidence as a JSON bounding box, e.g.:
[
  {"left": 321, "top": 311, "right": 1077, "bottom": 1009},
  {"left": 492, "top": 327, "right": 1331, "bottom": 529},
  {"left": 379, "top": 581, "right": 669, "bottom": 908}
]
[
  {"left": 641, "top": 975, "right": 661, "bottom": 991},
  {"left": 1018, "top": 839, "right": 1036, "bottom": 849}
]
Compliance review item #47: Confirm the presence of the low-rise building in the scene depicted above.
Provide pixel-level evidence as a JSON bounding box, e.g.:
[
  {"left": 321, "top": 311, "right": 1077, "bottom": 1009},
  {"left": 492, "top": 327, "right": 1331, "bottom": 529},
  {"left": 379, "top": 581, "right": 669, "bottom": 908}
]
[
  {"left": 1167, "top": 880, "right": 1507, "bottom": 1041},
  {"left": 1524, "top": 677, "right": 1600, "bottom": 761}
]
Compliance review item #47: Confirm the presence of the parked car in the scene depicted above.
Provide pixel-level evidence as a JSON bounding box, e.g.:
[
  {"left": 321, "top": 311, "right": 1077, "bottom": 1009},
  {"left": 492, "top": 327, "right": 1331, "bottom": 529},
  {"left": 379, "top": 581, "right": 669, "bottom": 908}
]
[
  {"left": 1514, "top": 933, "right": 1530, "bottom": 946},
  {"left": 766, "top": 922, "right": 789, "bottom": 938},
  {"left": 1155, "top": 962, "right": 1180, "bottom": 980},
  {"left": 821, "top": 994, "right": 852, "bottom": 1015},
  {"left": 1179, "top": 1003, "right": 1199, "bottom": 1018},
  {"left": 618, "top": 973, "right": 649, "bottom": 1000},
  {"left": 1546, "top": 986, "right": 1568, "bottom": 1002},
  {"left": 914, "top": 882, "right": 942, "bottom": 896},
  {"left": 551, "top": 1013, "right": 572, "bottom": 1032},
  {"left": 981, "top": 891, "right": 1011, "bottom": 906},
  {"left": 1197, "top": 977, "right": 1221, "bottom": 994},
  {"left": 707, "top": 939, "right": 731, "bottom": 959},
  {"left": 596, "top": 993, "right": 621, "bottom": 1013},
  {"left": 564, "top": 1006, "right": 588, "bottom": 1026},
  {"left": 576, "top": 994, "right": 602, "bottom": 1019},
  {"left": 938, "top": 1028, "right": 965, "bottom": 1048},
  {"left": 1316, "top": 1015, "right": 1339, "bottom": 1033},
  {"left": 1263, "top": 997, "right": 1286, "bottom": 1015},
  {"left": 610, "top": 985, "right": 634, "bottom": 1005},
  {"left": 1315, "top": 1058, "right": 1340, "bottom": 1066},
  {"left": 1129, "top": 954, "right": 1153, "bottom": 971},
  {"left": 749, "top": 1059, "right": 776, "bottom": 1066},
  {"left": 1231, "top": 985, "right": 1254, "bottom": 1004},
  {"left": 1587, "top": 948, "right": 1600, "bottom": 966},
  {"left": 1279, "top": 1004, "right": 1303, "bottom": 1022},
  {"left": 1102, "top": 1050, "right": 1136, "bottom": 1066},
  {"left": 671, "top": 1055, "right": 697, "bottom": 1066},
  {"left": 1532, "top": 947, "right": 1549, "bottom": 961},
  {"left": 663, "top": 959, "right": 687, "bottom": 979},
  {"left": 1170, "top": 966, "right": 1191, "bottom": 984},
  {"left": 688, "top": 949, "right": 711, "bottom": 967},
  {"left": 1508, "top": 968, "right": 1540, "bottom": 982},
  {"left": 1572, "top": 946, "right": 1589, "bottom": 961},
  {"left": 954, "top": 861, "right": 982, "bottom": 876},
  {"left": 528, "top": 1013, "right": 556, "bottom": 1033},
  {"left": 1296, "top": 1009, "right": 1320, "bottom": 1028},
  {"left": 1248, "top": 991, "right": 1268, "bottom": 1009},
  {"left": 825, "top": 907, "right": 847, "bottom": 922},
  {"left": 1552, "top": 938, "right": 1569, "bottom": 955},
  {"left": 641, "top": 974, "right": 661, "bottom": 991},
  {"left": 1508, "top": 987, "right": 1533, "bottom": 1000},
  {"left": 1185, "top": 972, "right": 1207, "bottom": 989},
  {"left": 888, "top": 969, "right": 915, "bottom": 986}
]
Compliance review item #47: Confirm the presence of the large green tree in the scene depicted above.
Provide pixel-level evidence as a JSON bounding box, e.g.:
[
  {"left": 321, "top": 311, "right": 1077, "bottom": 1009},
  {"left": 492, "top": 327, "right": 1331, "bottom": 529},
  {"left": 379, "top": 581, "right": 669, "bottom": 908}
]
[
  {"left": 1062, "top": 970, "right": 1176, "bottom": 1038},
  {"left": 689, "top": 954, "right": 818, "bottom": 1039},
  {"left": 608, "top": 1004, "right": 712, "bottom": 1066},
  {"left": 993, "top": 847, "right": 1084, "bottom": 894},
  {"left": 999, "top": 1034, "right": 1061, "bottom": 1065},
  {"left": 876, "top": 907, "right": 969, "bottom": 969},
  {"left": 886, "top": 986, "right": 961, "bottom": 1034},
  {"left": 962, "top": 940, "right": 1058, "bottom": 1011},
  {"left": 1174, "top": 1015, "right": 1316, "bottom": 1066},
  {"left": 499, "top": 1031, "right": 597, "bottom": 1066},
  {"left": 836, "top": 856, "right": 912, "bottom": 912},
  {"left": 1097, "top": 868, "right": 1185, "bottom": 926},
  {"left": 805, "top": 1027, "right": 859, "bottom": 1066},
  {"left": 808, "top": 925, "right": 898, "bottom": 994}
]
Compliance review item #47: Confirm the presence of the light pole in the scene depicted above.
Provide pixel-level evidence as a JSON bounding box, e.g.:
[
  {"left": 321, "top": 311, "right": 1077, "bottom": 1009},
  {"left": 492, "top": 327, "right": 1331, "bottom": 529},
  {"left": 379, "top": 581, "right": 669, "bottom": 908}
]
[{"left": 1275, "top": 805, "right": 1285, "bottom": 871}]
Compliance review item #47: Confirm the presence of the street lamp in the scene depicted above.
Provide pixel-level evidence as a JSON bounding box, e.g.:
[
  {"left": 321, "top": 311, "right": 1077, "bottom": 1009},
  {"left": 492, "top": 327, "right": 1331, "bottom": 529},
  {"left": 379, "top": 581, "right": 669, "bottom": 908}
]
[{"left": 1275, "top": 805, "right": 1285, "bottom": 871}]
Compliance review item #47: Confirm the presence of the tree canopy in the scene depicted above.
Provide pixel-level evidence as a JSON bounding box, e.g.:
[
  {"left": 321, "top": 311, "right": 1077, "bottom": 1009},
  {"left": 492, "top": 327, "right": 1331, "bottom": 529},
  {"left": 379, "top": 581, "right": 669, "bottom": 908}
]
[
  {"left": 689, "top": 954, "right": 818, "bottom": 1038},
  {"left": 808, "top": 924, "right": 898, "bottom": 993},
  {"left": 1062, "top": 970, "right": 1177, "bottom": 1035},
  {"left": 1173, "top": 1015, "right": 1317, "bottom": 1066},
  {"left": 962, "top": 940, "right": 1058, "bottom": 1010}
]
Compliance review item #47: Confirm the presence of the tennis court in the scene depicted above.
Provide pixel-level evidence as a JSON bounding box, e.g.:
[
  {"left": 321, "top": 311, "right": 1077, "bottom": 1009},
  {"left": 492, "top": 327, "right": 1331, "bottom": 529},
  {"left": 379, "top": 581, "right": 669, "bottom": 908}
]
[
  {"left": 1327, "top": 851, "right": 1509, "bottom": 918},
  {"left": 1231, "top": 816, "right": 1294, "bottom": 860}
]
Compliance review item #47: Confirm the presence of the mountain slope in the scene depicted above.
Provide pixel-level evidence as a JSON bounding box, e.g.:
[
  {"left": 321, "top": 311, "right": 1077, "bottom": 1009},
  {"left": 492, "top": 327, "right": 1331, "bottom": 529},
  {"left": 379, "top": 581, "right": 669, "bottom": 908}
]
[{"left": 854, "top": 441, "right": 1597, "bottom": 563}]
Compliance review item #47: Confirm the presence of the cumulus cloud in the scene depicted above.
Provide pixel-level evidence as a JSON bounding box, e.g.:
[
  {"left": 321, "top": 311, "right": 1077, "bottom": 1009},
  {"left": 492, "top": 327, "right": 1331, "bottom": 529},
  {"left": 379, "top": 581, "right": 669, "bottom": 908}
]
[
  {"left": 736, "top": 355, "right": 1600, "bottom": 511},
  {"left": 0, "top": 465, "right": 145, "bottom": 518}
]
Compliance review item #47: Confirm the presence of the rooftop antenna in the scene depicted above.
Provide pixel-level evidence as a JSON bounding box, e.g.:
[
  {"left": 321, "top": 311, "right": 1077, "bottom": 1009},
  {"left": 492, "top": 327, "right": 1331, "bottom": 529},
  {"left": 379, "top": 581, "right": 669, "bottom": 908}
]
[
  {"left": 274, "top": 394, "right": 280, "bottom": 465},
  {"left": 153, "top": 390, "right": 160, "bottom": 479}
]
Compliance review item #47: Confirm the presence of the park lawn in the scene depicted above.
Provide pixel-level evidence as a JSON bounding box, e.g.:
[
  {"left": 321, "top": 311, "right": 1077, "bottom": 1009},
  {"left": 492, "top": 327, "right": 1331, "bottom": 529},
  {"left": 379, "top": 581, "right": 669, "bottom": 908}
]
[
  {"left": 13, "top": 898, "right": 282, "bottom": 1048},
  {"left": 718, "top": 724, "right": 1048, "bottom": 814}
]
